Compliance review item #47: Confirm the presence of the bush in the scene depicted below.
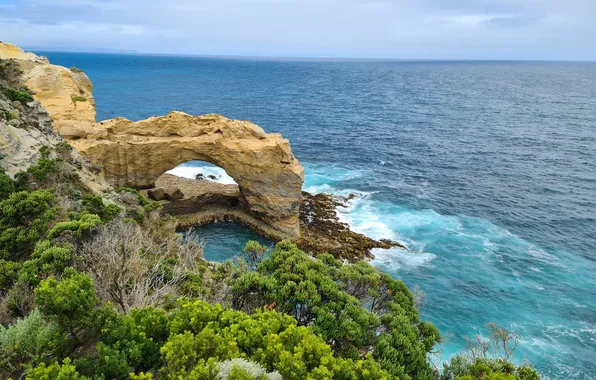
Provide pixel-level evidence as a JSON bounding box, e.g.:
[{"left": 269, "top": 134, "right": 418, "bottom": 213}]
[
  {"left": 35, "top": 272, "right": 100, "bottom": 333},
  {"left": 0, "top": 309, "right": 63, "bottom": 378},
  {"left": 81, "top": 195, "right": 121, "bottom": 222},
  {"left": 231, "top": 241, "right": 439, "bottom": 379},
  {"left": 18, "top": 241, "right": 73, "bottom": 286},
  {"left": 216, "top": 358, "right": 282, "bottom": 380},
  {"left": 1, "top": 86, "right": 34, "bottom": 103},
  {"left": 48, "top": 212, "right": 101, "bottom": 239},
  {"left": 71, "top": 95, "right": 87, "bottom": 103},
  {"left": 242, "top": 241, "right": 268, "bottom": 270},
  {"left": 0, "top": 190, "right": 56, "bottom": 259},
  {"left": 0, "top": 171, "right": 15, "bottom": 200},
  {"left": 159, "top": 299, "right": 389, "bottom": 380},
  {"left": 0, "top": 259, "right": 21, "bottom": 292},
  {"left": 26, "top": 358, "right": 88, "bottom": 380}
]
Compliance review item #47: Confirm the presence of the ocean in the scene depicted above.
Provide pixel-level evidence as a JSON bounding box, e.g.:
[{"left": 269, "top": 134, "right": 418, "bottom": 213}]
[{"left": 37, "top": 51, "right": 596, "bottom": 379}]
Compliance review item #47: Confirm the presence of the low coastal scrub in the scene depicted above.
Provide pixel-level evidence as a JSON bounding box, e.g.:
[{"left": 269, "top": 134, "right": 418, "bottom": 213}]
[
  {"left": 1, "top": 86, "right": 34, "bottom": 104},
  {"left": 0, "top": 150, "right": 543, "bottom": 379}
]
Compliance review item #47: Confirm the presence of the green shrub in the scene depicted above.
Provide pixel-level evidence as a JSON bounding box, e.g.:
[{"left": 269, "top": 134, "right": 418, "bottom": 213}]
[
  {"left": 18, "top": 241, "right": 73, "bottom": 286},
  {"left": 69, "top": 67, "right": 84, "bottom": 73},
  {"left": 242, "top": 241, "right": 267, "bottom": 270},
  {"left": 0, "top": 309, "right": 63, "bottom": 378},
  {"left": 0, "top": 171, "right": 15, "bottom": 200},
  {"left": 0, "top": 190, "right": 56, "bottom": 259},
  {"left": 159, "top": 299, "right": 389, "bottom": 380},
  {"left": 231, "top": 241, "right": 439, "bottom": 379},
  {"left": 48, "top": 212, "right": 101, "bottom": 239},
  {"left": 35, "top": 272, "right": 100, "bottom": 333},
  {"left": 26, "top": 358, "right": 88, "bottom": 380},
  {"left": 1, "top": 86, "right": 34, "bottom": 103},
  {"left": 81, "top": 195, "right": 121, "bottom": 222},
  {"left": 0, "top": 259, "right": 21, "bottom": 291}
]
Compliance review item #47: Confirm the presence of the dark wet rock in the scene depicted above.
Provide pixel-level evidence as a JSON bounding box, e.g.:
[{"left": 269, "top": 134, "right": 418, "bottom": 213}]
[
  {"left": 148, "top": 187, "right": 166, "bottom": 201},
  {"left": 207, "top": 174, "right": 217, "bottom": 180},
  {"left": 297, "top": 191, "right": 406, "bottom": 262},
  {"left": 195, "top": 173, "right": 205, "bottom": 180}
]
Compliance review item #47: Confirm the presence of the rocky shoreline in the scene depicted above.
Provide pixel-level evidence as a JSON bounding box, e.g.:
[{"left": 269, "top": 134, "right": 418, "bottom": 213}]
[
  {"left": 297, "top": 191, "right": 406, "bottom": 261},
  {"left": 150, "top": 174, "right": 406, "bottom": 261}
]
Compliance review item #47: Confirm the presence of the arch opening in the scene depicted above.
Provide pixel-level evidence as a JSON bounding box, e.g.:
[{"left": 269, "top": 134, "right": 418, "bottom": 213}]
[
  {"left": 166, "top": 161, "right": 238, "bottom": 186},
  {"left": 152, "top": 160, "right": 246, "bottom": 217}
]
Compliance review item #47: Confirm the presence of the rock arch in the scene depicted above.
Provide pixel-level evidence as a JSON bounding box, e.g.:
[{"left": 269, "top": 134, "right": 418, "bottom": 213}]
[
  {"left": 70, "top": 112, "right": 304, "bottom": 236},
  {"left": 1, "top": 43, "right": 304, "bottom": 237}
]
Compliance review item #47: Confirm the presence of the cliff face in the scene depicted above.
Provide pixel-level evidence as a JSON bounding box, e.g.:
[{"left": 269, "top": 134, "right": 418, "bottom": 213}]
[
  {"left": 0, "top": 45, "right": 106, "bottom": 192},
  {"left": 0, "top": 42, "right": 304, "bottom": 237}
]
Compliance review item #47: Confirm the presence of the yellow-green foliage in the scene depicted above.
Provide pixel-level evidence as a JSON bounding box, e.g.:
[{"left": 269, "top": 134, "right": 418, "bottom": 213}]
[
  {"left": 18, "top": 241, "right": 73, "bottom": 286},
  {"left": 26, "top": 358, "right": 88, "bottom": 380},
  {"left": 48, "top": 212, "right": 101, "bottom": 239}
]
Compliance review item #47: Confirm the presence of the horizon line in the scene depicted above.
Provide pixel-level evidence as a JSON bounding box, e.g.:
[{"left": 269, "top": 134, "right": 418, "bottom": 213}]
[{"left": 24, "top": 47, "right": 596, "bottom": 64}]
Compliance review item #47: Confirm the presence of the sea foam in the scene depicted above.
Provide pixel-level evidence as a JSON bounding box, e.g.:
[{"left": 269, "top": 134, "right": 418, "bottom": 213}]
[{"left": 166, "top": 161, "right": 237, "bottom": 185}]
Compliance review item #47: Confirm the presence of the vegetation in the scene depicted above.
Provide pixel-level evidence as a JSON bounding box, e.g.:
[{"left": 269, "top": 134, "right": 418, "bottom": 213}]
[
  {"left": 1, "top": 86, "right": 34, "bottom": 103},
  {"left": 0, "top": 58, "right": 34, "bottom": 104},
  {"left": 0, "top": 143, "right": 544, "bottom": 379},
  {"left": 71, "top": 95, "right": 87, "bottom": 103}
]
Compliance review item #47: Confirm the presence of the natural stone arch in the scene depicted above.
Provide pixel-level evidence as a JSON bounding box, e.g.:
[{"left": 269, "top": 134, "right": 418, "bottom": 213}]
[{"left": 71, "top": 112, "right": 304, "bottom": 236}]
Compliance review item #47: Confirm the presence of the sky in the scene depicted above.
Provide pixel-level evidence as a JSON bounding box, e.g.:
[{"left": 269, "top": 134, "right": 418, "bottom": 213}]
[{"left": 0, "top": 0, "right": 595, "bottom": 60}]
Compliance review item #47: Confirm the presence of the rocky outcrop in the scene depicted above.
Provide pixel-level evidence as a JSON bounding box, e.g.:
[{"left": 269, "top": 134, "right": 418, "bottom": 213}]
[
  {"left": 72, "top": 112, "right": 304, "bottom": 236},
  {"left": 0, "top": 43, "right": 97, "bottom": 139},
  {"left": 0, "top": 55, "right": 106, "bottom": 192},
  {"left": 298, "top": 192, "right": 406, "bottom": 261},
  {"left": 1, "top": 43, "right": 304, "bottom": 237},
  {"left": 0, "top": 42, "right": 48, "bottom": 64}
]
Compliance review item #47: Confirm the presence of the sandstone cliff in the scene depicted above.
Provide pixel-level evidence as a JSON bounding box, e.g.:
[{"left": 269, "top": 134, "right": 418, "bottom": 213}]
[
  {"left": 0, "top": 42, "right": 304, "bottom": 236},
  {"left": 0, "top": 46, "right": 105, "bottom": 192}
]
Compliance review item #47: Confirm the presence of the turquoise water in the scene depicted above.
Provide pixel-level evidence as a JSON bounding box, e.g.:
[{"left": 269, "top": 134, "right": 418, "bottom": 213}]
[
  {"left": 184, "top": 222, "right": 273, "bottom": 263},
  {"left": 37, "top": 51, "right": 596, "bottom": 379}
]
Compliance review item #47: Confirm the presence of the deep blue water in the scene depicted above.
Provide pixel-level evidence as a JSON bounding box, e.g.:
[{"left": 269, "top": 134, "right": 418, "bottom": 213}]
[{"left": 37, "top": 51, "right": 596, "bottom": 379}]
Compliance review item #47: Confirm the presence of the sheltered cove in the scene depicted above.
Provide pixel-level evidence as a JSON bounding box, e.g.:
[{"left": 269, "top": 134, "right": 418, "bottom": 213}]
[{"left": 1, "top": 42, "right": 404, "bottom": 260}]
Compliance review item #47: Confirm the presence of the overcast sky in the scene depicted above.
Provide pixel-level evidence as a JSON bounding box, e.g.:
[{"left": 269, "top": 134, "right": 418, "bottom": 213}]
[{"left": 1, "top": 0, "right": 595, "bottom": 60}]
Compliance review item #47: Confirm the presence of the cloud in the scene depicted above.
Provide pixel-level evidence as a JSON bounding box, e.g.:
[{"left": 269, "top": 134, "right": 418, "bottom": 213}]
[{"left": 0, "top": 0, "right": 594, "bottom": 59}]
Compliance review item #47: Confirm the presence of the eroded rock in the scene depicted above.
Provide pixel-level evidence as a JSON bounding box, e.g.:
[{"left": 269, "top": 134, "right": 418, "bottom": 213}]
[
  {"left": 1, "top": 42, "right": 304, "bottom": 238},
  {"left": 165, "top": 188, "right": 184, "bottom": 201},
  {"left": 297, "top": 191, "right": 406, "bottom": 261},
  {"left": 148, "top": 188, "right": 166, "bottom": 201}
]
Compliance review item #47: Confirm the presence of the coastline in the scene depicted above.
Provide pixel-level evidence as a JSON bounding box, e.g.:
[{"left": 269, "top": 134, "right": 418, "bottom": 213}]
[{"left": 150, "top": 173, "right": 407, "bottom": 261}]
